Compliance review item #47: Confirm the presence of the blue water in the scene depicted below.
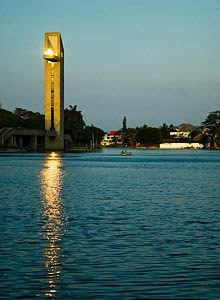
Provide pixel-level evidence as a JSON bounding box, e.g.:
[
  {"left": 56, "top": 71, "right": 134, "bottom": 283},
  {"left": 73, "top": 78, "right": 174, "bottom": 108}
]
[{"left": 0, "top": 149, "right": 220, "bottom": 299}]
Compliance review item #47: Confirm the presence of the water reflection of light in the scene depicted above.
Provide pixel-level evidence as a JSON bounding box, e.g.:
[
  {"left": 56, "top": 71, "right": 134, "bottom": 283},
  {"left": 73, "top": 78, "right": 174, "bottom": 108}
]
[{"left": 40, "top": 152, "right": 65, "bottom": 299}]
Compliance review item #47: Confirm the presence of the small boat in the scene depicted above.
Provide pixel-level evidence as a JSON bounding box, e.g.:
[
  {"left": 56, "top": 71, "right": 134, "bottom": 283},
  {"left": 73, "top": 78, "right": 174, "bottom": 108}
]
[{"left": 120, "top": 150, "right": 132, "bottom": 156}]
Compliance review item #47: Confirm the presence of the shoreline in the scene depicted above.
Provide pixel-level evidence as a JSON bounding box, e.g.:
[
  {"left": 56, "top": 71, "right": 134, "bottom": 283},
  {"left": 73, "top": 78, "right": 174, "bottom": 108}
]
[{"left": 2, "top": 148, "right": 218, "bottom": 153}]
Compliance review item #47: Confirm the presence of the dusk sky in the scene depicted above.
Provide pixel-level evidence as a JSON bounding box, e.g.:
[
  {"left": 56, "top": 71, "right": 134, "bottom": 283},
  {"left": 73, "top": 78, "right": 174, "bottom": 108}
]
[{"left": 0, "top": 0, "right": 219, "bottom": 130}]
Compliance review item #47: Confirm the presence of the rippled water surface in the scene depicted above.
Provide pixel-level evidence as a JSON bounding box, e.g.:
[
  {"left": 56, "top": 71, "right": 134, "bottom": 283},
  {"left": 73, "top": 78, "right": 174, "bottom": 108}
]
[{"left": 0, "top": 149, "right": 220, "bottom": 299}]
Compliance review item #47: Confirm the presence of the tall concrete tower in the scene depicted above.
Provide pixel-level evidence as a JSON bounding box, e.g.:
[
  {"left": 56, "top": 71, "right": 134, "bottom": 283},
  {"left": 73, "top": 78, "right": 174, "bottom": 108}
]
[{"left": 43, "top": 32, "right": 64, "bottom": 151}]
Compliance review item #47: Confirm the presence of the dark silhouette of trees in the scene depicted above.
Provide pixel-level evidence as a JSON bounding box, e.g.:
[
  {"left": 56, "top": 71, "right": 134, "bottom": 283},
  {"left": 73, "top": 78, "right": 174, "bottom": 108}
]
[
  {"left": 169, "top": 124, "right": 175, "bottom": 131},
  {"left": 0, "top": 105, "right": 105, "bottom": 146},
  {"left": 0, "top": 108, "right": 23, "bottom": 129},
  {"left": 0, "top": 108, "right": 44, "bottom": 129},
  {"left": 136, "top": 126, "right": 162, "bottom": 145},
  {"left": 202, "top": 111, "right": 220, "bottom": 133},
  {"left": 202, "top": 110, "right": 220, "bottom": 148},
  {"left": 64, "top": 105, "right": 104, "bottom": 145},
  {"left": 64, "top": 105, "right": 85, "bottom": 140},
  {"left": 14, "top": 108, "right": 44, "bottom": 129},
  {"left": 160, "top": 123, "right": 170, "bottom": 139},
  {"left": 122, "top": 128, "right": 136, "bottom": 147},
  {"left": 78, "top": 125, "right": 104, "bottom": 145}
]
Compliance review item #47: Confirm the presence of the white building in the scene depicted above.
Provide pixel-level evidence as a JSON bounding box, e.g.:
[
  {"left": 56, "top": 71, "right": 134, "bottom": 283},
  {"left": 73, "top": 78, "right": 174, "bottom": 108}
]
[
  {"left": 170, "top": 131, "right": 190, "bottom": 138},
  {"left": 160, "top": 143, "right": 203, "bottom": 149},
  {"left": 101, "top": 131, "right": 122, "bottom": 146}
]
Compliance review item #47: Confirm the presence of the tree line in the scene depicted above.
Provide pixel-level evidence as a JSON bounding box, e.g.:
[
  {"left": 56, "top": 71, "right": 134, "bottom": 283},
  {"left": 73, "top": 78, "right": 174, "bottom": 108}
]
[
  {"left": 0, "top": 106, "right": 219, "bottom": 148},
  {"left": 0, "top": 106, "right": 104, "bottom": 145},
  {"left": 118, "top": 111, "right": 220, "bottom": 148}
]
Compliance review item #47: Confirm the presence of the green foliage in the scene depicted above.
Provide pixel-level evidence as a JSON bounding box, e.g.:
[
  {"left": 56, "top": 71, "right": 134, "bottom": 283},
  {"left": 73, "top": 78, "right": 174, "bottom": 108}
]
[
  {"left": 160, "top": 123, "right": 170, "bottom": 139},
  {"left": 14, "top": 108, "right": 44, "bottom": 129},
  {"left": 189, "top": 129, "right": 202, "bottom": 139},
  {"left": 78, "top": 125, "right": 105, "bottom": 144},
  {"left": 202, "top": 111, "right": 220, "bottom": 134},
  {"left": 64, "top": 105, "right": 85, "bottom": 139},
  {"left": 0, "top": 107, "right": 44, "bottom": 130},
  {"left": 122, "top": 128, "right": 136, "bottom": 146},
  {"left": 0, "top": 109, "right": 23, "bottom": 129},
  {"left": 135, "top": 126, "right": 162, "bottom": 145},
  {"left": 64, "top": 105, "right": 104, "bottom": 145},
  {"left": 14, "top": 108, "right": 31, "bottom": 118},
  {"left": 169, "top": 124, "right": 175, "bottom": 130},
  {"left": 0, "top": 105, "right": 104, "bottom": 146},
  {"left": 202, "top": 110, "right": 220, "bottom": 148}
]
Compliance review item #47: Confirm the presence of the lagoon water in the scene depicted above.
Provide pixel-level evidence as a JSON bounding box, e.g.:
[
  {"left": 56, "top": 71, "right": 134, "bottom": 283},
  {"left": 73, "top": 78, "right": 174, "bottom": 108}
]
[{"left": 0, "top": 149, "right": 220, "bottom": 299}]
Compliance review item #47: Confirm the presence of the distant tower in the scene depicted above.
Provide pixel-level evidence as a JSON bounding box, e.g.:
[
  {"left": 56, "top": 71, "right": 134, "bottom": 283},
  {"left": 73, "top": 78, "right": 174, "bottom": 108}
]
[
  {"left": 123, "top": 116, "right": 127, "bottom": 132},
  {"left": 43, "top": 32, "right": 64, "bottom": 151}
]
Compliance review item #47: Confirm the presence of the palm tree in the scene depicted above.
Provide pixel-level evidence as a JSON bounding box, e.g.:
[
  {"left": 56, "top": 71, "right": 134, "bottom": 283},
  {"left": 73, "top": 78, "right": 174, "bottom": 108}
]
[{"left": 64, "top": 105, "right": 85, "bottom": 141}]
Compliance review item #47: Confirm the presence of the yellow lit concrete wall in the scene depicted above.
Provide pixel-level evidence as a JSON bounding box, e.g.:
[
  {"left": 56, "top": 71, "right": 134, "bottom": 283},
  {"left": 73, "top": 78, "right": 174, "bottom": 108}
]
[{"left": 44, "top": 32, "right": 64, "bottom": 151}]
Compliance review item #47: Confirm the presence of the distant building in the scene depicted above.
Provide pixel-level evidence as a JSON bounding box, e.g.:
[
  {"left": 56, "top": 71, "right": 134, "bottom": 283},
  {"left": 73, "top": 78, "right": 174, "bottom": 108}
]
[
  {"left": 101, "top": 130, "right": 122, "bottom": 146},
  {"left": 160, "top": 143, "right": 203, "bottom": 149},
  {"left": 170, "top": 130, "right": 190, "bottom": 139}
]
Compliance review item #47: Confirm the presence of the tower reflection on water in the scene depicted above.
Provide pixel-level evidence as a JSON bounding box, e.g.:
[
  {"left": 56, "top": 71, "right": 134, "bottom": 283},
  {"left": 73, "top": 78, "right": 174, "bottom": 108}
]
[{"left": 40, "top": 152, "right": 65, "bottom": 299}]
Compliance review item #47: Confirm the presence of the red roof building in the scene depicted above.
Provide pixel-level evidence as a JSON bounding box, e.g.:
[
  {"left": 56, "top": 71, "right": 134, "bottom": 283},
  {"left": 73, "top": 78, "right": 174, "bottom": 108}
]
[{"left": 109, "top": 130, "right": 119, "bottom": 135}]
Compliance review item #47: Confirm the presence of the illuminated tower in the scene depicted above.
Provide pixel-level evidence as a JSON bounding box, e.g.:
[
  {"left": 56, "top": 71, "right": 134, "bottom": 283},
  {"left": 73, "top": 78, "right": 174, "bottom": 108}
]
[{"left": 43, "top": 32, "right": 64, "bottom": 151}]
